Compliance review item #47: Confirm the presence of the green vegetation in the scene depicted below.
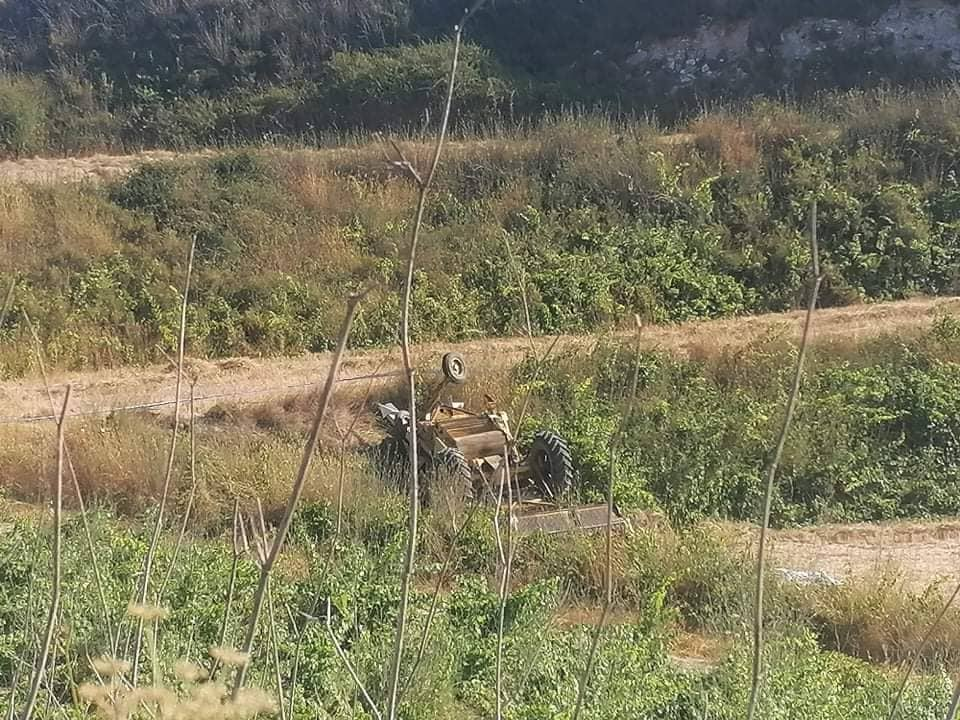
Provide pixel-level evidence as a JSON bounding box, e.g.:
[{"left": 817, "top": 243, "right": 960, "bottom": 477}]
[
  {"left": 524, "top": 317, "right": 960, "bottom": 525},
  {"left": 4, "top": 90, "right": 960, "bottom": 377},
  {"left": 5, "top": 292, "right": 960, "bottom": 716},
  {"left": 0, "top": 505, "right": 953, "bottom": 719},
  {"left": 0, "top": 0, "right": 954, "bottom": 153},
  {"left": 5, "top": 4, "right": 960, "bottom": 715}
]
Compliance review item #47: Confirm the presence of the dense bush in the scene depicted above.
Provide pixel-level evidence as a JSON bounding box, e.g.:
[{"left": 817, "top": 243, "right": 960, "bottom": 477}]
[
  {"left": 0, "top": 76, "right": 46, "bottom": 155},
  {"left": 523, "top": 323, "right": 960, "bottom": 526}
]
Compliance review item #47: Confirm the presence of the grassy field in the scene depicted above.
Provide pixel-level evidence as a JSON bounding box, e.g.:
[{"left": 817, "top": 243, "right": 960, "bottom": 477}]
[
  {"left": 6, "top": 300, "right": 960, "bottom": 716},
  {"left": 5, "top": 88, "right": 960, "bottom": 717}
]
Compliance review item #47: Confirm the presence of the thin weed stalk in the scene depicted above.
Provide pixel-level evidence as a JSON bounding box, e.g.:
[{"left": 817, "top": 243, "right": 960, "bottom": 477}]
[
  {"left": 326, "top": 599, "right": 383, "bottom": 720},
  {"left": 266, "top": 578, "right": 287, "bottom": 720},
  {"left": 132, "top": 236, "right": 196, "bottom": 684},
  {"left": 24, "top": 312, "right": 114, "bottom": 650},
  {"left": 232, "top": 290, "right": 367, "bottom": 698},
  {"left": 287, "top": 361, "right": 388, "bottom": 708},
  {"left": 746, "top": 201, "right": 823, "bottom": 720},
  {"left": 384, "top": 10, "right": 474, "bottom": 717},
  {"left": 399, "top": 499, "right": 482, "bottom": 699},
  {"left": 158, "top": 381, "right": 200, "bottom": 603},
  {"left": 18, "top": 386, "right": 71, "bottom": 720},
  {"left": 212, "top": 500, "right": 243, "bottom": 679},
  {"left": 495, "top": 455, "right": 515, "bottom": 720},
  {"left": 334, "top": 357, "right": 386, "bottom": 543}
]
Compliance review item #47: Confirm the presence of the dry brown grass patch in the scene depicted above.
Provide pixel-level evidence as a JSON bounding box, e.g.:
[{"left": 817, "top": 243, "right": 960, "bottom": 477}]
[
  {"left": 0, "top": 412, "right": 387, "bottom": 528},
  {"left": 802, "top": 569, "right": 960, "bottom": 668},
  {"left": 689, "top": 114, "right": 760, "bottom": 172}
]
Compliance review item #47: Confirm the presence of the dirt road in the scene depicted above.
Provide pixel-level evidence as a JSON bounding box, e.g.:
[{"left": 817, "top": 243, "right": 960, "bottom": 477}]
[
  {"left": 3, "top": 296, "right": 957, "bottom": 424},
  {"left": 0, "top": 149, "right": 221, "bottom": 184},
  {"left": 766, "top": 519, "right": 960, "bottom": 591},
  {"left": 0, "top": 139, "right": 533, "bottom": 185}
]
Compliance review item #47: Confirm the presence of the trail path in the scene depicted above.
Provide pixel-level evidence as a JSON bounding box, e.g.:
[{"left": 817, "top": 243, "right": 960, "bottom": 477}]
[
  {"left": 767, "top": 519, "right": 960, "bottom": 591},
  {"left": 0, "top": 149, "right": 214, "bottom": 184},
  {"left": 0, "top": 139, "right": 533, "bottom": 185},
  {"left": 3, "top": 296, "right": 958, "bottom": 424}
]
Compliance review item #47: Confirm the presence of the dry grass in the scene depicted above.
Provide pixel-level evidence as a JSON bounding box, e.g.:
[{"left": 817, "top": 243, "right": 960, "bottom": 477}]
[
  {"left": 689, "top": 113, "right": 760, "bottom": 172},
  {"left": 801, "top": 569, "right": 960, "bottom": 668},
  {"left": 0, "top": 415, "right": 384, "bottom": 527},
  {"left": 0, "top": 183, "right": 118, "bottom": 273}
]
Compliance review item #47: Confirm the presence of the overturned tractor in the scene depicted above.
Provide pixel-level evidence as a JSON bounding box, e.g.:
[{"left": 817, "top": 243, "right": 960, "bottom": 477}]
[{"left": 374, "top": 353, "right": 628, "bottom": 534}]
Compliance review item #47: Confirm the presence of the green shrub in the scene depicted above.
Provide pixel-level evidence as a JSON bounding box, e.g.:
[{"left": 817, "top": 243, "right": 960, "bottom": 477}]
[
  {"left": 524, "top": 329, "right": 960, "bottom": 525},
  {"left": 0, "top": 76, "right": 46, "bottom": 156},
  {"left": 704, "top": 631, "right": 950, "bottom": 720},
  {"left": 311, "top": 42, "right": 520, "bottom": 130}
]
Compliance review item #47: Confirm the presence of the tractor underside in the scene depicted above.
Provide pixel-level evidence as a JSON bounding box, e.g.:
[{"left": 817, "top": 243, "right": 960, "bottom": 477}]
[{"left": 375, "top": 393, "right": 629, "bottom": 535}]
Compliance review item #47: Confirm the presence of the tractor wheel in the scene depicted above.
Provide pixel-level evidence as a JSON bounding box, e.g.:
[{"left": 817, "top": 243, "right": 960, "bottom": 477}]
[
  {"left": 526, "top": 430, "right": 575, "bottom": 498},
  {"left": 441, "top": 352, "right": 467, "bottom": 384},
  {"left": 375, "top": 436, "right": 410, "bottom": 488},
  {"left": 424, "top": 446, "right": 474, "bottom": 508}
]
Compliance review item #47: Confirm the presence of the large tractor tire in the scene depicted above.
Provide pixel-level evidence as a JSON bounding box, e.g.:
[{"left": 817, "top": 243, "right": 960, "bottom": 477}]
[
  {"left": 423, "top": 446, "right": 475, "bottom": 508},
  {"left": 526, "top": 430, "right": 575, "bottom": 498},
  {"left": 375, "top": 435, "right": 410, "bottom": 488}
]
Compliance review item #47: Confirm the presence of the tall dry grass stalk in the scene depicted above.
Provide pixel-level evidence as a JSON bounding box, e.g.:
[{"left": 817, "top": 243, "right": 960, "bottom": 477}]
[
  {"left": 746, "top": 201, "right": 823, "bottom": 720},
  {"left": 24, "top": 312, "right": 114, "bottom": 649},
  {"left": 18, "top": 386, "right": 71, "bottom": 720},
  {"left": 231, "top": 289, "right": 367, "bottom": 698},
  {"left": 572, "top": 315, "right": 643, "bottom": 720},
  {"left": 383, "top": 6, "right": 485, "bottom": 717},
  {"left": 494, "top": 456, "right": 515, "bottom": 720},
  {"left": 326, "top": 598, "right": 383, "bottom": 720},
  {"left": 132, "top": 236, "right": 196, "bottom": 684},
  {"left": 212, "top": 500, "right": 244, "bottom": 680},
  {"left": 265, "top": 577, "right": 286, "bottom": 720},
  {"left": 157, "top": 381, "right": 200, "bottom": 603}
]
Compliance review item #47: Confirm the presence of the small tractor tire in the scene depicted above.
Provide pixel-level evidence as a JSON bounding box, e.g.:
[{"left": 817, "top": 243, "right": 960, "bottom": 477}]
[
  {"left": 424, "top": 446, "right": 474, "bottom": 507},
  {"left": 441, "top": 352, "right": 467, "bottom": 384},
  {"left": 526, "top": 430, "right": 575, "bottom": 498}
]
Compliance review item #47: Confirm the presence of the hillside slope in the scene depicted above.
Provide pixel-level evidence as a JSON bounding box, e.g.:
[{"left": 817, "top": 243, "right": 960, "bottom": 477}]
[
  {"left": 1, "top": 0, "right": 960, "bottom": 155},
  {"left": 3, "top": 97, "right": 960, "bottom": 378}
]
